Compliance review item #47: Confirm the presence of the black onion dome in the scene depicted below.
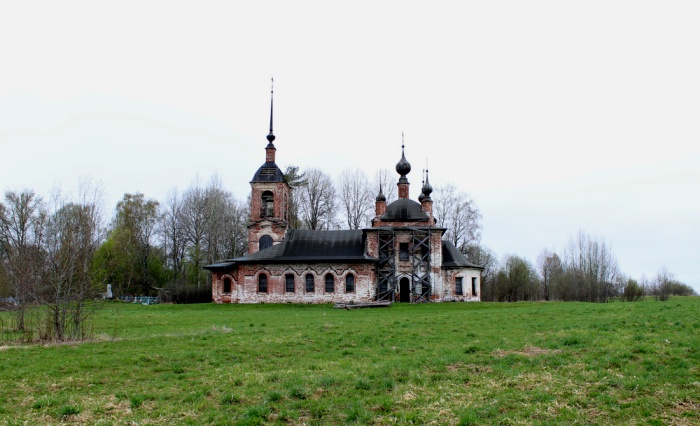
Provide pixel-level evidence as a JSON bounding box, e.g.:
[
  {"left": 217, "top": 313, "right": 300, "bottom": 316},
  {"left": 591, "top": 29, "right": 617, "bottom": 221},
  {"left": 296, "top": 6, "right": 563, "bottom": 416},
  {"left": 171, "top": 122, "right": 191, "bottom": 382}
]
[
  {"left": 418, "top": 192, "right": 426, "bottom": 202},
  {"left": 395, "top": 149, "right": 411, "bottom": 177},
  {"left": 422, "top": 172, "right": 433, "bottom": 198},
  {"left": 376, "top": 185, "right": 386, "bottom": 202},
  {"left": 267, "top": 133, "right": 276, "bottom": 144}
]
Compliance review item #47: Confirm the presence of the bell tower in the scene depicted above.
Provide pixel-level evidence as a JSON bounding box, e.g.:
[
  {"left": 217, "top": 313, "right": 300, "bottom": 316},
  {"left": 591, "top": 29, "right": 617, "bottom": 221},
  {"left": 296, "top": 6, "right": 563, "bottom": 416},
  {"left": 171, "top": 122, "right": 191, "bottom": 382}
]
[{"left": 248, "top": 80, "right": 291, "bottom": 254}]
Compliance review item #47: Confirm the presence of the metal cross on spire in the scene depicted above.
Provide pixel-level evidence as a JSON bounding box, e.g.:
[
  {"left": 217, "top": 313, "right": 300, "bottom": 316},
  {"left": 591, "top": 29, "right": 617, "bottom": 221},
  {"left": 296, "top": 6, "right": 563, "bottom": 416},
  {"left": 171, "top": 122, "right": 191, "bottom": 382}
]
[{"left": 267, "top": 77, "right": 275, "bottom": 144}]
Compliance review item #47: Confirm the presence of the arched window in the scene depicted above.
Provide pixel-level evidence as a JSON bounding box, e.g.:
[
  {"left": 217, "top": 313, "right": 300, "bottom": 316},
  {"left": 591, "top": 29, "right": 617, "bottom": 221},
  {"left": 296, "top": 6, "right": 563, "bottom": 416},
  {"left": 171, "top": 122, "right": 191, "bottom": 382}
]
[
  {"left": 305, "top": 274, "right": 315, "bottom": 293},
  {"left": 259, "top": 235, "right": 273, "bottom": 251},
  {"left": 261, "top": 191, "right": 274, "bottom": 217},
  {"left": 258, "top": 274, "right": 268, "bottom": 293},
  {"left": 285, "top": 274, "right": 295, "bottom": 293},
  {"left": 325, "top": 274, "right": 334, "bottom": 293},
  {"left": 345, "top": 274, "right": 355, "bottom": 293},
  {"left": 223, "top": 277, "right": 232, "bottom": 293}
]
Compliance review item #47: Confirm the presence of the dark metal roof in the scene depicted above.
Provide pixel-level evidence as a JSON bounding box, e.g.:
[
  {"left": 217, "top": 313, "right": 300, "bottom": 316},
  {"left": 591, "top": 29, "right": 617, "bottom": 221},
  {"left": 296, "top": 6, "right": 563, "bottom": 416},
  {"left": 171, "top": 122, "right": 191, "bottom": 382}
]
[
  {"left": 205, "top": 229, "right": 484, "bottom": 271},
  {"left": 381, "top": 199, "right": 429, "bottom": 221},
  {"left": 204, "top": 261, "right": 237, "bottom": 271},
  {"left": 205, "top": 230, "right": 375, "bottom": 269},
  {"left": 441, "top": 241, "right": 483, "bottom": 269},
  {"left": 251, "top": 161, "right": 285, "bottom": 183}
]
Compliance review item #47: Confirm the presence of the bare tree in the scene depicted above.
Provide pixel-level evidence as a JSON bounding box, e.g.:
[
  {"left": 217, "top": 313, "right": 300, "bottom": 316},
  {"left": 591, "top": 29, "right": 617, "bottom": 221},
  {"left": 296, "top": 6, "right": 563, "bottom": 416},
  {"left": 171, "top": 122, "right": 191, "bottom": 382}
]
[
  {"left": 222, "top": 196, "right": 248, "bottom": 258},
  {"left": 42, "top": 183, "right": 104, "bottom": 340},
  {"left": 537, "top": 249, "right": 562, "bottom": 301},
  {"left": 651, "top": 267, "right": 695, "bottom": 300},
  {"left": 561, "top": 230, "right": 620, "bottom": 302},
  {"left": 433, "top": 184, "right": 481, "bottom": 252},
  {"left": 181, "top": 181, "right": 207, "bottom": 288},
  {"left": 0, "top": 190, "right": 46, "bottom": 330},
  {"left": 203, "top": 176, "right": 230, "bottom": 265},
  {"left": 160, "top": 189, "right": 186, "bottom": 283},
  {"left": 338, "top": 168, "right": 373, "bottom": 229},
  {"left": 298, "top": 168, "right": 338, "bottom": 230},
  {"left": 652, "top": 267, "right": 673, "bottom": 301},
  {"left": 158, "top": 177, "right": 249, "bottom": 291},
  {"left": 203, "top": 176, "right": 248, "bottom": 262}
]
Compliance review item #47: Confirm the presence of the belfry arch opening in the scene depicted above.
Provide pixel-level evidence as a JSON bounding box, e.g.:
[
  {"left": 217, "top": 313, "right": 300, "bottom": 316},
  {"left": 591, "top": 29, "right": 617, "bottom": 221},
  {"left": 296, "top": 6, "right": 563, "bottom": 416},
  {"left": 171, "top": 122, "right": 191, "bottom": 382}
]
[{"left": 261, "top": 191, "right": 274, "bottom": 217}]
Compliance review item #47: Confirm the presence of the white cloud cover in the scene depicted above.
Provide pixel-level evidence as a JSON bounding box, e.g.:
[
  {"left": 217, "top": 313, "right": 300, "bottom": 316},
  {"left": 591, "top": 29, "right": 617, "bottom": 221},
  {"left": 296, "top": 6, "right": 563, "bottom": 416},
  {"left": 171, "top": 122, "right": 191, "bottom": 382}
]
[{"left": 1, "top": 1, "right": 699, "bottom": 291}]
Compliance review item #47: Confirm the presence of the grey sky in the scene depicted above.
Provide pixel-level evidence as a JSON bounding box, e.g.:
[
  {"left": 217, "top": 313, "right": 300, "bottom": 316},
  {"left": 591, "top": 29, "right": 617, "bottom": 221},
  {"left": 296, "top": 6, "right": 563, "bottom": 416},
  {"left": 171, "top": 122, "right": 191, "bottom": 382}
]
[{"left": 1, "top": 1, "right": 698, "bottom": 291}]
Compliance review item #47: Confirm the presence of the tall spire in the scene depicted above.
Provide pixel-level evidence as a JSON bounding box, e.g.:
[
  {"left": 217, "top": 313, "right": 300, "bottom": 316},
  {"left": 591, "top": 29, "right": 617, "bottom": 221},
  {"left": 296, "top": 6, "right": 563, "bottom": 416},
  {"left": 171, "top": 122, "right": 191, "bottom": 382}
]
[
  {"left": 263, "top": 79, "right": 277, "bottom": 164},
  {"left": 266, "top": 77, "right": 275, "bottom": 146},
  {"left": 418, "top": 169, "right": 426, "bottom": 202}
]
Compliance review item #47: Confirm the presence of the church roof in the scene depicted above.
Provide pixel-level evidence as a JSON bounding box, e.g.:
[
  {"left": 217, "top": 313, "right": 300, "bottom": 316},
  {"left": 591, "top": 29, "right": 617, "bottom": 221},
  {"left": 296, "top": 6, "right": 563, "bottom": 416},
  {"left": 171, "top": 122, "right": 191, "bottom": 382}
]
[
  {"left": 381, "top": 198, "right": 429, "bottom": 221},
  {"left": 205, "top": 231, "right": 483, "bottom": 271},
  {"left": 204, "top": 229, "right": 374, "bottom": 270},
  {"left": 251, "top": 161, "right": 285, "bottom": 183},
  {"left": 441, "top": 240, "right": 483, "bottom": 269}
]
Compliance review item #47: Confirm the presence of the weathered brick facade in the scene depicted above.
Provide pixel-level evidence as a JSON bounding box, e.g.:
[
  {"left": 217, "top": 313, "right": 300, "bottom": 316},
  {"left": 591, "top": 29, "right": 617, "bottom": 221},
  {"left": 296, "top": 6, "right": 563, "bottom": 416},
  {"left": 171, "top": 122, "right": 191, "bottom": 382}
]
[
  {"left": 212, "top": 263, "right": 376, "bottom": 304},
  {"left": 248, "top": 181, "right": 290, "bottom": 254}
]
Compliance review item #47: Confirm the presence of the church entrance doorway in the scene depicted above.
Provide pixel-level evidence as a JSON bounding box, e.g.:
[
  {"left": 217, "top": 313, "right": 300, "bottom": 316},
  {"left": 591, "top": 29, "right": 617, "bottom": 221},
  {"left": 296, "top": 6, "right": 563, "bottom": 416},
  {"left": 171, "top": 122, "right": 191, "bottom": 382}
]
[{"left": 399, "top": 277, "right": 411, "bottom": 303}]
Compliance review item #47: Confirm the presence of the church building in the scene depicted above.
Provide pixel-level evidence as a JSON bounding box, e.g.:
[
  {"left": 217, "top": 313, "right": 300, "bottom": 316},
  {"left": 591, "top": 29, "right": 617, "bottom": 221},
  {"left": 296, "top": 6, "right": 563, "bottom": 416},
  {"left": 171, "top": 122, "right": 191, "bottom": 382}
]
[{"left": 204, "top": 93, "right": 482, "bottom": 303}]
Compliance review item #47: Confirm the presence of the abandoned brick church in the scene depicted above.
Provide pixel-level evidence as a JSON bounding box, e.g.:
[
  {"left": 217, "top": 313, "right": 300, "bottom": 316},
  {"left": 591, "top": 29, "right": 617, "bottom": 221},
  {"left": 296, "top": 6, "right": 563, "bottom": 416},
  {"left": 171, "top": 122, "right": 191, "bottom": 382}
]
[{"left": 204, "top": 97, "right": 482, "bottom": 304}]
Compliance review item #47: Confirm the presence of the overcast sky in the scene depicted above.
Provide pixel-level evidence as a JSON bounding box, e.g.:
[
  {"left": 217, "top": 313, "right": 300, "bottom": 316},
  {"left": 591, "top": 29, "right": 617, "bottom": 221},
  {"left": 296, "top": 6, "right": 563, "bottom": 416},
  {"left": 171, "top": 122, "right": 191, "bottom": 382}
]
[{"left": 1, "top": 1, "right": 698, "bottom": 292}]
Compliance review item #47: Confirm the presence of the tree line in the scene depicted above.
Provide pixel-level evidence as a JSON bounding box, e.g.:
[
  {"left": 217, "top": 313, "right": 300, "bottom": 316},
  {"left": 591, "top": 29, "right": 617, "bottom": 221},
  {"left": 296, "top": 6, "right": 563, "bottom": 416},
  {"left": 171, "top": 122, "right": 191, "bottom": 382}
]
[
  {"left": 1, "top": 166, "right": 695, "bottom": 341},
  {"left": 472, "top": 231, "right": 696, "bottom": 302}
]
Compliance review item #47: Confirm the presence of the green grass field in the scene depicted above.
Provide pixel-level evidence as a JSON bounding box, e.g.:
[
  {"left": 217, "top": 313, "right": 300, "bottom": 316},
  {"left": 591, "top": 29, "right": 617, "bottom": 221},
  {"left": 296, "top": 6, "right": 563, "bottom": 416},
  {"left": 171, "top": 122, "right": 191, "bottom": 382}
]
[{"left": 1, "top": 298, "right": 699, "bottom": 425}]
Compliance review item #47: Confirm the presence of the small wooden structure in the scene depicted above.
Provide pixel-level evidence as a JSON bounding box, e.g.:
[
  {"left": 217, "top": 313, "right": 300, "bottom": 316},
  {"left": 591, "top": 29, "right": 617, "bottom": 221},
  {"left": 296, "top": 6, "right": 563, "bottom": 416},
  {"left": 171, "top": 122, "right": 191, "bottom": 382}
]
[{"left": 333, "top": 301, "right": 392, "bottom": 309}]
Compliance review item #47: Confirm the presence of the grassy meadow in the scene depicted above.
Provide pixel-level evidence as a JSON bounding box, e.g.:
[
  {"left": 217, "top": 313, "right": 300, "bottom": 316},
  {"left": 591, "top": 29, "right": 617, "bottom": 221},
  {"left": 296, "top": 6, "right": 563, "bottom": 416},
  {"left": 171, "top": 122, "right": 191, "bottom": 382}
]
[{"left": 1, "top": 298, "right": 699, "bottom": 425}]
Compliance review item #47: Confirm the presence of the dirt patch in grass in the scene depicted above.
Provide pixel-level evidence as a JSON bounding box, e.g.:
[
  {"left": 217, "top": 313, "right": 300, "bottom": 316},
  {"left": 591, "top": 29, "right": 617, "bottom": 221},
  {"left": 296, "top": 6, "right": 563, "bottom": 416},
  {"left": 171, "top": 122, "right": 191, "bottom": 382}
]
[
  {"left": 493, "top": 346, "right": 562, "bottom": 357},
  {"left": 401, "top": 391, "right": 417, "bottom": 401},
  {"left": 670, "top": 398, "right": 700, "bottom": 418},
  {"left": 447, "top": 363, "right": 493, "bottom": 373},
  {"left": 1, "top": 334, "right": 120, "bottom": 350},
  {"left": 0, "top": 345, "right": 31, "bottom": 351}
]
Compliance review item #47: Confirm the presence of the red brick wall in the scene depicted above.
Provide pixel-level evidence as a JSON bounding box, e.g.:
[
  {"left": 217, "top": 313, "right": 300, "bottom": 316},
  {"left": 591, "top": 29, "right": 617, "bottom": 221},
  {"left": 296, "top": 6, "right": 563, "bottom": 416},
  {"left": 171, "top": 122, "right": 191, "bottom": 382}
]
[
  {"left": 371, "top": 219, "right": 437, "bottom": 228},
  {"left": 265, "top": 146, "right": 276, "bottom": 163},
  {"left": 212, "top": 262, "right": 377, "bottom": 304},
  {"left": 248, "top": 181, "right": 290, "bottom": 254},
  {"left": 397, "top": 183, "right": 409, "bottom": 199},
  {"left": 375, "top": 200, "right": 386, "bottom": 216},
  {"left": 420, "top": 199, "right": 434, "bottom": 222},
  {"left": 365, "top": 230, "right": 379, "bottom": 258}
]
